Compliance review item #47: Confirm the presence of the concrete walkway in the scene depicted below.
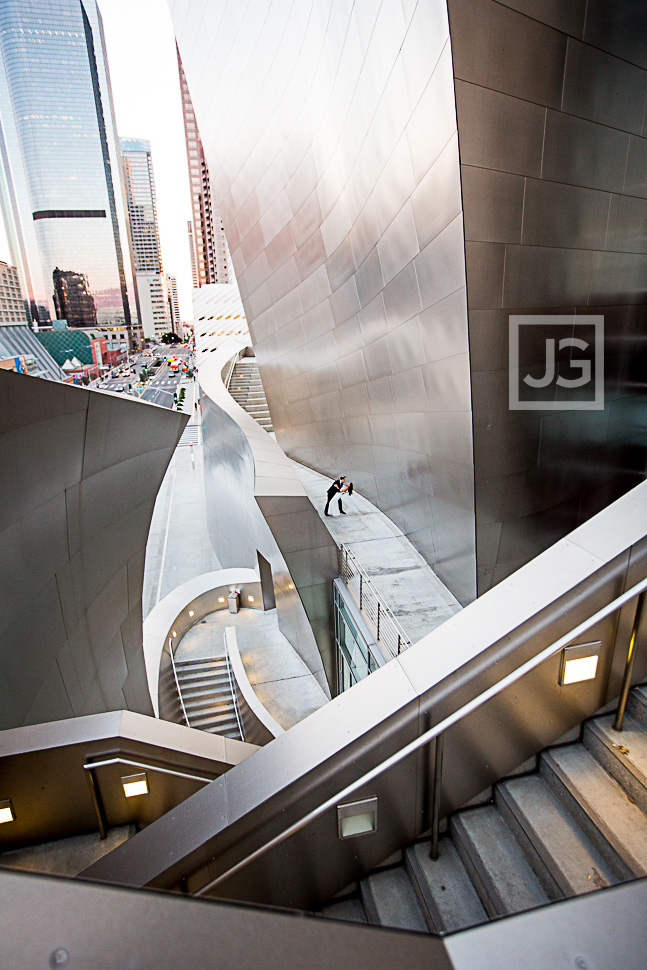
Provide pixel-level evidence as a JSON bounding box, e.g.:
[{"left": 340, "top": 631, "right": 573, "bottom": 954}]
[
  {"left": 143, "top": 378, "right": 328, "bottom": 729},
  {"left": 293, "top": 463, "right": 462, "bottom": 644},
  {"left": 175, "top": 606, "right": 328, "bottom": 730}
]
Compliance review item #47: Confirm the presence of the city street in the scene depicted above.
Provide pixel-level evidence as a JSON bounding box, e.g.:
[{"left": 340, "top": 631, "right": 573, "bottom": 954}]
[{"left": 93, "top": 343, "right": 194, "bottom": 409}]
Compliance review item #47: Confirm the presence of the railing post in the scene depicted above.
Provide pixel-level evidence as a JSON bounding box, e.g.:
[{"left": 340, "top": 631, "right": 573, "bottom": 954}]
[
  {"left": 359, "top": 573, "right": 363, "bottom": 611},
  {"left": 376, "top": 601, "right": 380, "bottom": 641},
  {"left": 614, "top": 590, "right": 647, "bottom": 731},
  {"left": 86, "top": 766, "right": 107, "bottom": 840},
  {"left": 429, "top": 733, "right": 444, "bottom": 860}
]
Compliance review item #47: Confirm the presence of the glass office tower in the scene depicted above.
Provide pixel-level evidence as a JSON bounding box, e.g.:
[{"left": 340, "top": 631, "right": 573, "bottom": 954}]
[{"left": 0, "top": 0, "right": 137, "bottom": 332}]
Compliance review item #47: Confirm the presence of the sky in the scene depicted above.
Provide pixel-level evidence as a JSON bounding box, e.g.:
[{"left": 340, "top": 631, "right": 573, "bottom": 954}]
[{"left": 0, "top": 0, "right": 195, "bottom": 321}]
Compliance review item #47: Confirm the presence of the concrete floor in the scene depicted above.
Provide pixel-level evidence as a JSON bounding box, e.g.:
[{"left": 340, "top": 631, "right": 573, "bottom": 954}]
[
  {"left": 294, "top": 463, "right": 462, "bottom": 644},
  {"left": 175, "top": 607, "right": 328, "bottom": 730}
]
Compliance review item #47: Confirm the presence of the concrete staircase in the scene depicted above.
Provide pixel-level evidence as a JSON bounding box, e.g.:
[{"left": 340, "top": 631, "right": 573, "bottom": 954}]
[
  {"left": 228, "top": 358, "right": 273, "bottom": 432},
  {"left": 317, "top": 685, "right": 647, "bottom": 933},
  {"left": 175, "top": 657, "right": 243, "bottom": 740}
]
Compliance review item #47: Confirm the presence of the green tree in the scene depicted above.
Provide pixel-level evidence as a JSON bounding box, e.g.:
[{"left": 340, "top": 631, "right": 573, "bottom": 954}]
[{"left": 160, "top": 332, "right": 181, "bottom": 345}]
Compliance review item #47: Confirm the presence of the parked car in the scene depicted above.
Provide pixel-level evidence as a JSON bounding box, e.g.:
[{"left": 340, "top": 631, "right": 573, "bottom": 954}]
[{"left": 115, "top": 384, "right": 123, "bottom": 392}]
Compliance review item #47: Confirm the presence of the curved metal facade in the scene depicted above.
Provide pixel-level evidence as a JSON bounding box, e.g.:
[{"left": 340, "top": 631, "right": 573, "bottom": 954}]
[
  {"left": 0, "top": 371, "right": 186, "bottom": 729},
  {"left": 171, "top": 0, "right": 647, "bottom": 602}
]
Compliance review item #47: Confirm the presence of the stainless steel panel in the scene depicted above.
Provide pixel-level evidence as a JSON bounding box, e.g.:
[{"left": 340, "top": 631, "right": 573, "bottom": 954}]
[
  {"left": 562, "top": 37, "right": 647, "bottom": 135},
  {"left": 0, "top": 371, "right": 185, "bottom": 728},
  {"left": 502, "top": 245, "right": 593, "bottom": 307},
  {"left": 583, "top": 0, "right": 647, "bottom": 70},
  {"left": 454, "top": 81, "right": 546, "bottom": 177},
  {"left": 606, "top": 194, "right": 647, "bottom": 254},
  {"left": 624, "top": 134, "right": 647, "bottom": 199},
  {"left": 485, "top": 1, "right": 567, "bottom": 108},
  {"left": 494, "top": 0, "right": 586, "bottom": 37},
  {"left": 461, "top": 165, "right": 524, "bottom": 243},
  {"left": 541, "top": 109, "right": 629, "bottom": 193},
  {"left": 521, "top": 177, "right": 611, "bottom": 249}
]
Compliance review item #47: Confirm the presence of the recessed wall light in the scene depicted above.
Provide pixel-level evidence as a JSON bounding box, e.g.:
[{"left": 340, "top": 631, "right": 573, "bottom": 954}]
[
  {"left": 0, "top": 799, "right": 15, "bottom": 824},
  {"left": 559, "top": 642, "right": 601, "bottom": 685},
  {"left": 337, "top": 797, "right": 378, "bottom": 839},
  {"left": 248, "top": 595, "right": 254, "bottom": 603},
  {"left": 122, "top": 773, "right": 148, "bottom": 798},
  {"left": 172, "top": 631, "right": 177, "bottom": 638},
  {"left": 188, "top": 610, "right": 194, "bottom": 617}
]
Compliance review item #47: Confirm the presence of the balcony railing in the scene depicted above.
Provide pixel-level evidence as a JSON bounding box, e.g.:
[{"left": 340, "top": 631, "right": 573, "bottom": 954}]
[{"left": 339, "top": 544, "right": 412, "bottom": 659}]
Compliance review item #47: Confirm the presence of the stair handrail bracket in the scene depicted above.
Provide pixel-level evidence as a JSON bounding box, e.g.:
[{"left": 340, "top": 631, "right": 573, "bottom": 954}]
[{"left": 195, "top": 573, "right": 647, "bottom": 897}]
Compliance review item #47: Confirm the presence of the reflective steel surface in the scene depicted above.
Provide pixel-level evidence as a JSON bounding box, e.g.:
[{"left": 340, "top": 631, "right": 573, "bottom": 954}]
[
  {"left": 0, "top": 370, "right": 186, "bottom": 729},
  {"left": 172, "top": 0, "right": 647, "bottom": 603},
  {"left": 170, "top": 0, "right": 476, "bottom": 604},
  {"left": 450, "top": 0, "right": 647, "bottom": 592}
]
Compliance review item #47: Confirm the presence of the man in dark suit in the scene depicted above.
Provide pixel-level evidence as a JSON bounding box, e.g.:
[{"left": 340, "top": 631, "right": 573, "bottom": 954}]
[{"left": 324, "top": 475, "right": 347, "bottom": 516}]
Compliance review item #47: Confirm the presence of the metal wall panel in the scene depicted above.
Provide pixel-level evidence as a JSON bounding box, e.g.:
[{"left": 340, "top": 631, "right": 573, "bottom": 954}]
[
  {"left": 449, "top": 0, "right": 647, "bottom": 592},
  {"left": 172, "top": 0, "right": 477, "bottom": 605},
  {"left": 172, "top": 0, "right": 647, "bottom": 603},
  {"left": 0, "top": 371, "right": 186, "bottom": 728}
]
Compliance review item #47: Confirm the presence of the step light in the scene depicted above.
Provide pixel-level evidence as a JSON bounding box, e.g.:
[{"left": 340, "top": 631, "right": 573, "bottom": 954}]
[
  {"left": 337, "top": 797, "right": 378, "bottom": 839},
  {"left": 121, "top": 773, "right": 149, "bottom": 798},
  {"left": 559, "top": 641, "right": 601, "bottom": 685},
  {"left": 248, "top": 595, "right": 255, "bottom": 603},
  {"left": 218, "top": 597, "right": 225, "bottom": 603},
  {"left": 0, "top": 799, "right": 14, "bottom": 824}
]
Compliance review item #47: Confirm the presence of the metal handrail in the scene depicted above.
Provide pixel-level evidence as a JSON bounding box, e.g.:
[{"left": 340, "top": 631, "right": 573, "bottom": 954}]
[
  {"left": 224, "top": 631, "right": 246, "bottom": 742},
  {"left": 339, "top": 544, "right": 411, "bottom": 658},
  {"left": 194, "top": 573, "right": 647, "bottom": 897},
  {"left": 224, "top": 349, "right": 242, "bottom": 391},
  {"left": 170, "top": 640, "right": 191, "bottom": 728}
]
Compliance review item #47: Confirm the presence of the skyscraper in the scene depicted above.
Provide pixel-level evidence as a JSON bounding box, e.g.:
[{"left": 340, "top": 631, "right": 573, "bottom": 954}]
[
  {"left": 177, "top": 45, "right": 229, "bottom": 286},
  {"left": 0, "top": 0, "right": 139, "bottom": 341},
  {"left": 52, "top": 267, "right": 97, "bottom": 328},
  {"left": 187, "top": 220, "right": 198, "bottom": 288},
  {"left": 120, "top": 137, "right": 171, "bottom": 340},
  {"left": 167, "top": 274, "right": 181, "bottom": 334}
]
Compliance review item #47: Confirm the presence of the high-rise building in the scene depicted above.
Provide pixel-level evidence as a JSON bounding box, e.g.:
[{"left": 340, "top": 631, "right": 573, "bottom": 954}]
[
  {"left": 120, "top": 137, "right": 171, "bottom": 341},
  {"left": 0, "top": 0, "right": 138, "bottom": 342},
  {"left": 177, "top": 45, "right": 229, "bottom": 286},
  {"left": 0, "top": 259, "right": 62, "bottom": 378},
  {"left": 120, "top": 138, "right": 163, "bottom": 275},
  {"left": 138, "top": 273, "right": 172, "bottom": 340},
  {"left": 167, "top": 275, "right": 181, "bottom": 334},
  {"left": 52, "top": 268, "right": 97, "bottom": 328},
  {"left": 187, "top": 220, "right": 198, "bottom": 288},
  {"left": 0, "top": 259, "right": 29, "bottom": 324}
]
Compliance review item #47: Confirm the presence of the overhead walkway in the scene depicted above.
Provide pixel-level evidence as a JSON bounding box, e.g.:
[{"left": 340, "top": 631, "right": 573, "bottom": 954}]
[{"left": 317, "top": 684, "right": 647, "bottom": 931}]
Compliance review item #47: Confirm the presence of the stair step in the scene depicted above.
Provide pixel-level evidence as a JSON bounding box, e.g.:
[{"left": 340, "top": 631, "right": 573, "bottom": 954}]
[
  {"left": 451, "top": 806, "right": 549, "bottom": 917},
  {"left": 190, "top": 710, "right": 237, "bottom": 728},
  {"left": 541, "top": 744, "right": 647, "bottom": 879},
  {"left": 205, "top": 726, "right": 242, "bottom": 739},
  {"left": 317, "top": 898, "right": 367, "bottom": 924},
  {"left": 627, "top": 686, "right": 647, "bottom": 728},
  {"left": 176, "top": 670, "right": 230, "bottom": 687},
  {"left": 405, "top": 840, "right": 487, "bottom": 933},
  {"left": 175, "top": 658, "right": 226, "bottom": 671},
  {"left": 360, "top": 867, "right": 427, "bottom": 933},
  {"left": 496, "top": 774, "right": 617, "bottom": 898},
  {"left": 584, "top": 715, "right": 647, "bottom": 815},
  {"left": 184, "top": 696, "right": 234, "bottom": 714}
]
